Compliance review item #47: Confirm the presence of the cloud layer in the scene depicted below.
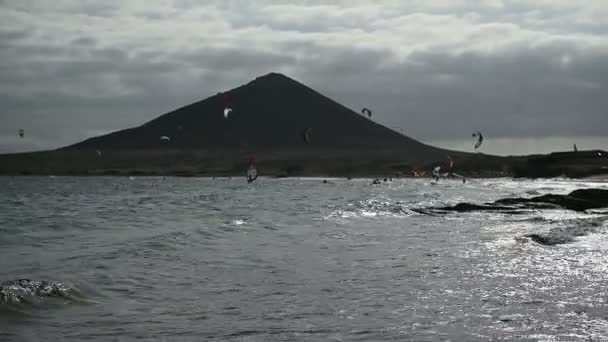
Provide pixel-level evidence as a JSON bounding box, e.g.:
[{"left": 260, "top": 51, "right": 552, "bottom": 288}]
[{"left": 1, "top": 0, "right": 607, "bottom": 154}]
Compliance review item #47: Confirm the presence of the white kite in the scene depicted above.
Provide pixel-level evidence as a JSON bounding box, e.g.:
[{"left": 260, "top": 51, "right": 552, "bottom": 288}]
[{"left": 224, "top": 107, "right": 232, "bottom": 118}]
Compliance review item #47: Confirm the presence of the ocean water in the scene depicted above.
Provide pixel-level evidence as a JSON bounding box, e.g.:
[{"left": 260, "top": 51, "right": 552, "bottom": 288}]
[{"left": 1, "top": 176, "right": 608, "bottom": 341}]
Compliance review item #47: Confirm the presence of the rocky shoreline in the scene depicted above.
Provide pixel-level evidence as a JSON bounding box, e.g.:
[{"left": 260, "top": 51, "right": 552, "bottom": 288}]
[
  {"left": 414, "top": 188, "right": 608, "bottom": 246},
  {"left": 416, "top": 189, "right": 608, "bottom": 214}
]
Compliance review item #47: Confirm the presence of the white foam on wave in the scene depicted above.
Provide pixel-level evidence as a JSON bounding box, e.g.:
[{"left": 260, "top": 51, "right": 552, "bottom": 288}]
[{"left": 231, "top": 219, "right": 247, "bottom": 226}]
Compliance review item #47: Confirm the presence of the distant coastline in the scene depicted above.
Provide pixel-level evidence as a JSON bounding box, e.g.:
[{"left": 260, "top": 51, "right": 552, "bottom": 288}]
[{"left": 1, "top": 148, "right": 606, "bottom": 179}]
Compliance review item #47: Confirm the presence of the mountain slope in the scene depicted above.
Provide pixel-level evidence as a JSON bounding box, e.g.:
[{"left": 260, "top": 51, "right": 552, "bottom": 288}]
[{"left": 68, "top": 73, "right": 452, "bottom": 159}]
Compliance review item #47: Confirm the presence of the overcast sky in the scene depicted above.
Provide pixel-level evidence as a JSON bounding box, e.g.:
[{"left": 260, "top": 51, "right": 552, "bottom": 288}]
[{"left": 1, "top": 0, "right": 606, "bottom": 155}]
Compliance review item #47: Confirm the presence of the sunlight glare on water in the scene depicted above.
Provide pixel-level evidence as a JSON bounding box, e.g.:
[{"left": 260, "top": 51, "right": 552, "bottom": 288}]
[{"left": 1, "top": 176, "right": 608, "bottom": 341}]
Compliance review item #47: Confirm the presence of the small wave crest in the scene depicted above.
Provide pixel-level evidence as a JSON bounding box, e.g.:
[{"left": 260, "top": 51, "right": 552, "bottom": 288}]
[
  {"left": 0, "top": 279, "right": 82, "bottom": 306},
  {"left": 325, "top": 198, "right": 410, "bottom": 219}
]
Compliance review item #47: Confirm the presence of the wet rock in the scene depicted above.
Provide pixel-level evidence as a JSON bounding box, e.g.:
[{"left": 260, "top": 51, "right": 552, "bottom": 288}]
[
  {"left": 569, "top": 189, "right": 608, "bottom": 207},
  {"left": 524, "top": 233, "right": 574, "bottom": 246},
  {"left": 436, "top": 203, "right": 510, "bottom": 212},
  {"left": 419, "top": 188, "right": 608, "bottom": 214},
  {"left": 496, "top": 189, "right": 608, "bottom": 212},
  {"left": 498, "top": 314, "right": 525, "bottom": 322},
  {"left": 521, "top": 216, "right": 605, "bottom": 246}
]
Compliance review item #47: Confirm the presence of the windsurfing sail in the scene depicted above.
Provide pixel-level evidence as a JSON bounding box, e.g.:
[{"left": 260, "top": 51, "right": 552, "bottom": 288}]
[
  {"left": 472, "top": 131, "right": 483, "bottom": 149},
  {"left": 361, "top": 107, "right": 372, "bottom": 118},
  {"left": 17, "top": 129, "right": 24, "bottom": 138},
  {"left": 445, "top": 155, "right": 454, "bottom": 170},
  {"left": 223, "top": 107, "right": 232, "bottom": 118},
  {"left": 246, "top": 157, "right": 258, "bottom": 183},
  {"left": 302, "top": 128, "right": 312, "bottom": 144},
  {"left": 432, "top": 166, "right": 441, "bottom": 181},
  {"left": 573, "top": 144, "right": 578, "bottom": 152},
  {"left": 433, "top": 157, "right": 466, "bottom": 183},
  {"left": 160, "top": 136, "right": 171, "bottom": 141}
]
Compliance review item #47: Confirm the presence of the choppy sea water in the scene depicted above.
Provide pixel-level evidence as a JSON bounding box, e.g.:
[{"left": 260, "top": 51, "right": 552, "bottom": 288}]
[{"left": 1, "top": 176, "right": 608, "bottom": 341}]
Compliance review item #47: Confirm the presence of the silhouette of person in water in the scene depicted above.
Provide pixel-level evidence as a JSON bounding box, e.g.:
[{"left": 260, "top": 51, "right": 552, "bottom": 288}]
[{"left": 246, "top": 157, "right": 258, "bottom": 183}]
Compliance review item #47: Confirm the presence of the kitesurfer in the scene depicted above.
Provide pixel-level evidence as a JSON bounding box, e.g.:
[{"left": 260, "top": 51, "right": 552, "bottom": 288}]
[
  {"left": 246, "top": 157, "right": 258, "bottom": 183},
  {"left": 433, "top": 157, "right": 466, "bottom": 183},
  {"left": 445, "top": 155, "right": 454, "bottom": 171},
  {"left": 432, "top": 166, "right": 441, "bottom": 182}
]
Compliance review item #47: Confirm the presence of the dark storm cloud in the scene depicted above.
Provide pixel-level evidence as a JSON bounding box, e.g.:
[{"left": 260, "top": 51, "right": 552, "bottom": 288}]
[{"left": 0, "top": 0, "right": 606, "bottom": 153}]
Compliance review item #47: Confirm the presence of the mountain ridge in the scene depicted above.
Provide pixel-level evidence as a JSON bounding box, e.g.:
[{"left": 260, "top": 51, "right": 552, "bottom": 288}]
[{"left": 66, "top": 72, "right": 456, "bottom": 160}]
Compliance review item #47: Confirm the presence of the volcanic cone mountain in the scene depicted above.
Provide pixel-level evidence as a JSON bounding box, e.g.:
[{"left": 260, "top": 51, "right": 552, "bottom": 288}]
[
  {"left": 3, "top": 73, "right": 495, "bottom": 177},
  {"left": 70, "top": 73, "right": 449, "bottom": 156}
]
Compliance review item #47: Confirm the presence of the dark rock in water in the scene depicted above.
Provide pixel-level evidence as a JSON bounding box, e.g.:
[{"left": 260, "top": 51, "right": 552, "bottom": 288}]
[
  {"left": 0, "top": 279, "right": 70, "bottom": 304},
  {"left": 419, "top": 189, "right": 608, "bottom": 214},
  {"left": 522, "top": 216, "right": 605, "bottom": 246},
  {"left": 496, "top": 189, "right": 608, "bottom": 212},
  {"left": 435, "top": 203, "right": 528, "bottom": 213},
  {"left": 439, "top": 203, "right": 500, "bottom": 212},
  {"left": 524, "top": 233, "right": 575, "bottom": 246},
  {"left": 418, "top": 188, "right": 608, "bottom": 245},
  {"left": 498, "top": 314, "right": 524, "bottom": 322},
  {"left": 569, "top": 189, "right": 608, "bottom": 207}
]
